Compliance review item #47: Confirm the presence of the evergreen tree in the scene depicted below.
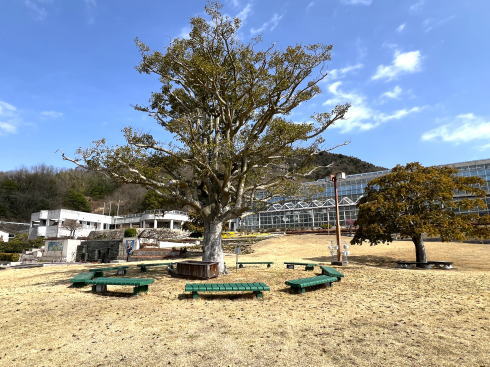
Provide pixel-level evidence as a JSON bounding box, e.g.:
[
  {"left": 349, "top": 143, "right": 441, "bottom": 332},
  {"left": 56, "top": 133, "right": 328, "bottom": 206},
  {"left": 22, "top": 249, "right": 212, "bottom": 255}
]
[{"left": 352, "top": 162, "right": 487, "bottom": 265}]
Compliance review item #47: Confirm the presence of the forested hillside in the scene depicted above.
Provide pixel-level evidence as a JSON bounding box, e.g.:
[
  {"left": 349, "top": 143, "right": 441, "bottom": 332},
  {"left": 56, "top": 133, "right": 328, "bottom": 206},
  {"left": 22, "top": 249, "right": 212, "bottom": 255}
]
[
  {"left": 310, "top": 151, "right": 386, "bottom": 180},
  {"left": 0, "top": 153, "right": 385, "bottom": 222}
]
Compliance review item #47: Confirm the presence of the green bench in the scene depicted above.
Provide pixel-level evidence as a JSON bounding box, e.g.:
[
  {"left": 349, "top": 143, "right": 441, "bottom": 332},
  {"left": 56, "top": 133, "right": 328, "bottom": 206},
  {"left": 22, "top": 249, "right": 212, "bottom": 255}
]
[
  {"left": 185, "top": 282, "right": 270, "bottom": 299},
  {"left": 236, "top": 261, "right": 273, "bottom": 268},
  {"left": 396, "top": 261, "right": 453, "bottom": 269},
  {"left": 86, "top": 277, "right": 154, "bottom": 295},
  {"left": 70, "top": 272, "right": 95, "bottom": 287},
  {"left": 319, "top": 265, "right": 345, "bottom": 281},
  {"left": 285, "top": 275, "right": 338, "bottom": 294},
  {"left": 137, "top": 262, "right": 174, "bottom": 272},
  {"left": 284, "top": 262, "right": 316, "bottom": 271},
  {"left": 88, "top": 266, "right": 129, "bottom": 277}
]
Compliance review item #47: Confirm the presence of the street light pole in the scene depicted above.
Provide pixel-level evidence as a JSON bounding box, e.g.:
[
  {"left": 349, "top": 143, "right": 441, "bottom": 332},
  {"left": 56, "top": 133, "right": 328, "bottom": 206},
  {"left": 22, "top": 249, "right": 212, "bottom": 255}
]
[{"left": 330, "top": 172, "right": 346, "bottom": 266}]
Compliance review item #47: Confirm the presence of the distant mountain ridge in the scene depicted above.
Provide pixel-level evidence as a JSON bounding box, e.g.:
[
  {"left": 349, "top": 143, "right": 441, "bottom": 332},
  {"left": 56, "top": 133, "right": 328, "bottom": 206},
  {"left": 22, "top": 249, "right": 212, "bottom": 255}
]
[
  {"left": 309, "top": 151, "right": 386, "bottom": 180},
  {"left": 0, "top": 153, "right": 384, "bottom": 222}
]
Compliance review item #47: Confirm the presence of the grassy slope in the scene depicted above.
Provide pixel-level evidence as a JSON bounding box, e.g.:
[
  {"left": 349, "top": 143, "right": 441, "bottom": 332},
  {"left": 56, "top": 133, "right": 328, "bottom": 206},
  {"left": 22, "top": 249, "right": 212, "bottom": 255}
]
[{"left": 0, "top": 235, "right": 488, "bottom": 367}]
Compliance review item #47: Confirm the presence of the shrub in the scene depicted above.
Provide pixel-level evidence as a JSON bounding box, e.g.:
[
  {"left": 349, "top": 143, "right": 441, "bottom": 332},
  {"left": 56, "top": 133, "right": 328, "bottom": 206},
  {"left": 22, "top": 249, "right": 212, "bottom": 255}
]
[
  {"left": 0, "top": 253, "right": 20, "bottom": 262},
  {"left": 124, "top": 228, "right": 138, "bottom": 238}
]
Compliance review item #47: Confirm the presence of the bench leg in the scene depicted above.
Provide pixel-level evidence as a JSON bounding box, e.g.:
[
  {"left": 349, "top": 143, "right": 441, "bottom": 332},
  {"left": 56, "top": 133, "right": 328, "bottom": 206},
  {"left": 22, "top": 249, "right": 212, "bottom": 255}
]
[
  {"left": 133, "top": 285, "right": 149, "bottom": 295},
  {"left": 239, "top": 264, "right": 244, "bottom": 268},
  {"left": 253, "top": 291, "right": 263, "bottom": 299},
  {"left": 286, "top": 264, "right": 294, "bottom": 269},
  {"left": 140, "top": 267, "right": 147, "bottom": 272},
  {"left": 325, "top": 282, "right": 332, "bottom": 288},
  {"left": 191, "top": 291, "right": 199, "bottom": 299},
  {"left": 92, "top": 284, "right": 107, "bottom": 294},
  {"left": 305, "top": 265, "right": 314, "bottom": 271},
  {"left": 116, "top": 269, "right": 127, "bottom": 275},
  {"left": 267, "top": 264, "right": 271, "bottom": 268},
  {"left": 93, "top": 271, "right": 103, "bottom": 278}
]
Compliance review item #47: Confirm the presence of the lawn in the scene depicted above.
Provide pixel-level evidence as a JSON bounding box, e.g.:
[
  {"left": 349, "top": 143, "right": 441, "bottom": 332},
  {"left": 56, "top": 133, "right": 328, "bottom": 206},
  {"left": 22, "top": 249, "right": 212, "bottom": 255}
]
[{"left": 0, "top": 234, "right": 488, "bottom": 367}]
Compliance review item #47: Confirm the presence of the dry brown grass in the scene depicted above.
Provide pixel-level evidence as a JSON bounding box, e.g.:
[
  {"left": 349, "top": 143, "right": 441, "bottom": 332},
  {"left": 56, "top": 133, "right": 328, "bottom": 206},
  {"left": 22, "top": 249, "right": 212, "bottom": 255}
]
[{"left": 0, "top": 234, "right": 488, "bottom": 367}]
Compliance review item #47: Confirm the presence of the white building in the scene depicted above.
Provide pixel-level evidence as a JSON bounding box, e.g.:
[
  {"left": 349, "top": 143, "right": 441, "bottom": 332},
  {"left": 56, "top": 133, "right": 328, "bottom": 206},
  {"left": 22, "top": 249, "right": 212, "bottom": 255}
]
[
  {"left": 43, "top": 239, "right": 81, "bottom": 262},
  {"left": 0, "top": 230, "right": 9, "bottom": 243},
  {"left": 28, "top": 209, "right": 189, "bottom": 239}
]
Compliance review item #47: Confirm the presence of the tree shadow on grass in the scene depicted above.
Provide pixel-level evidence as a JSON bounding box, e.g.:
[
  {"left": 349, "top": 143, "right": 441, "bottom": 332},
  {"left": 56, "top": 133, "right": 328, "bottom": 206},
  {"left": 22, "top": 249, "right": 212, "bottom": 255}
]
[
  {"left": 80, "top": 289, "right": 139, "bottom": 298},
  {"left": 304, "top": 255, "right": 399, "bottom": 269}
]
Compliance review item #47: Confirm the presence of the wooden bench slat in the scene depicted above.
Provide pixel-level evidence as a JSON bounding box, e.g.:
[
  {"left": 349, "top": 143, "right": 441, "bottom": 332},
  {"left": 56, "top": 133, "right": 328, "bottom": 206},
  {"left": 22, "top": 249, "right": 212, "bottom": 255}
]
[
  {"left": 319, "top": 265, "right": 345, "bottom": 279},
  {"left": 285, "top": 275, "right": 337, "bottom": 293},
  {"left": 184, "top": 282, "right": 270, "bottom": 298},
  {"left": 87, "top": 277, "right": 154, "bottom": 286}
]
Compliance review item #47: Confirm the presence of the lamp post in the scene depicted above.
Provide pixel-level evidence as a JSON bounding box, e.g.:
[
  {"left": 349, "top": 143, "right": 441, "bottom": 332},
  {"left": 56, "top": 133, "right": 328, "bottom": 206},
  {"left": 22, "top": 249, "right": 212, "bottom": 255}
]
[{"left": 330, "top": 172, "right": 347, "bottom": 266}]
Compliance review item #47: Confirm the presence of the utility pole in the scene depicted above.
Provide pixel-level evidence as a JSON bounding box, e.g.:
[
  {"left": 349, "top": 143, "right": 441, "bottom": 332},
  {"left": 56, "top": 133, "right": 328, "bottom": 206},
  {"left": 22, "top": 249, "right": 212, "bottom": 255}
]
[{"left": 330, "top": 172, "right": 347, "bottom": 266}]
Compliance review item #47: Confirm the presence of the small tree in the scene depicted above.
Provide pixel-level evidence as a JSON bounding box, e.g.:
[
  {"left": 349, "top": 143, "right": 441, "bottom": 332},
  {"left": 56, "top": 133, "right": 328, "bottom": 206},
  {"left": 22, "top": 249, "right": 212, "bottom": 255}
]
[
  {"left": 62, "top": 219, "right": 82, "bottom": 239},
  {"left": 352, "top": 162, "right": 487, "bottom": 265},
  {"left": 63, "top": 189, "right": 91, "bottom": 212},
  {"left": 63, "top": 3, "right": 349, "bottom": 272}
]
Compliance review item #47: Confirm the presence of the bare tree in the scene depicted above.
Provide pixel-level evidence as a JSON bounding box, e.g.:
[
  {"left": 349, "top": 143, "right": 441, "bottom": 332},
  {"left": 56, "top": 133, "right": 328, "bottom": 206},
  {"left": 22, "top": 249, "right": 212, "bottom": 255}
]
[{"left": 62, "top": 219, "right": 82, "bottom": 239}]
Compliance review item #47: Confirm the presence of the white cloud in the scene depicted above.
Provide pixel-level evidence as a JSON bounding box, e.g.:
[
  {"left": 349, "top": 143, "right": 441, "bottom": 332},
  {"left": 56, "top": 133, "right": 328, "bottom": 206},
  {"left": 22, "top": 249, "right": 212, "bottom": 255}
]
[
  {"left": 327, "top": 63, "right": 364, "bottom": 80},
  {"left": 423, "top": 16, "right": 455, "bottom": 33},
  {"left": 421, "top": 113, "right": 490, "bottom": 144},
  {"left": 372, "top": 50, "right": 422, "bottom": 81},
  {"left": 340, "top": 0, "right": 372, "bottom": 5},
  {"left": 24, "top": 0, "right": 49, "bottom": 21},
  {"left": 0, "top": 101, "right": 19, "bottom": 135},
  {"left": 323, "top": 81, "right": 423, "bottom": 132},
  {"left": 84, "top": 0, "right": 97, "bottom": 25},
  {"left": 396, "top": 23, "right": 406, "bottom": 33},
  {"left": 178, "top": 25, "right": 191, "bottom": 39},
  {"left": 409, "top": 0, "right": 424, "bottom": 12},
  {"left": 41, "top": 110, "right": 63, "bottom": 119},
  {"left": 381, "top": 85, "right": 402, "bottom": 100},
  {"left": 478, "top": 143, "right": 490, "bottom": 151},
  {"left": 236, "top": 3, "right": 252, "bottom": 23},
  {"left": 0, "top": 122, "right": 16, "bottom": 134},
  {"left": 250, "top": 13, "right": 283, "bottom": 35}
]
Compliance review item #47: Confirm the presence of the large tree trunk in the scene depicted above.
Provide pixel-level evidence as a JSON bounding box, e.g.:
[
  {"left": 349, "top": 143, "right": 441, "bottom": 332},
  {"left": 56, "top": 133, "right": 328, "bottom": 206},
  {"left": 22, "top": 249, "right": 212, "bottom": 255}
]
[
  {"left": 202, "top": 220, "right": 226, "bottom": 273},
  {"left": 412, "top": 234, "right": 427, "bottom": 267}
]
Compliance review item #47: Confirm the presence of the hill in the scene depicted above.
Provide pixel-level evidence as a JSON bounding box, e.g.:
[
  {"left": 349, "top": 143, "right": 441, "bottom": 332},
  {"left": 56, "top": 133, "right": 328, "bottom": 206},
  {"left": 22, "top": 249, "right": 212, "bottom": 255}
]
[
  {"left": 310, "top": 151, "right": 386, "bottom": 180},
  {"left": 0, "top": 153, "right": 385, "bottom": 222}
]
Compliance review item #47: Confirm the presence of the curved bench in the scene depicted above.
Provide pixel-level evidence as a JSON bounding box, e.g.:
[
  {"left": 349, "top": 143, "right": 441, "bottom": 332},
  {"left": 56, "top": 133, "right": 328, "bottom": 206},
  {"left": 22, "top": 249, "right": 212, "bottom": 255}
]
[
  {"left": 319, "top": 265, "right": 345, "bottom": 281},
  {"left": 70, "top": 272, "right": 95, "bottom": 287},
  {"left": 185, "top": 282, "right": 270, "bottom": 299},
  {"left": 285, "top": 275, "right": 338, "bottom": 294},
  {"left": 236, "top": 261, "right": 273, "bottom": 268},
  {"left": 284, "top": 262, "right": 316, "bottom": 271},
  {"left": 86, "top": 277, "right": 154, "bottom": 295}
]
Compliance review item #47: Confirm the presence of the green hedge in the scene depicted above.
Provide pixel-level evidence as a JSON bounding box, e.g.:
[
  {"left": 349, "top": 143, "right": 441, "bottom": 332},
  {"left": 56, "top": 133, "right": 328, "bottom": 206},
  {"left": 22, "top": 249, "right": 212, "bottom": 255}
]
[
  {"left": 0, "top": 243, "right": 36, "bottom": 254},
  {"left": 124, "top": 228, "right": 137, "bottom": 238},
  {"left": 0, "top": 253, "right": 20, "bottom": 262}
]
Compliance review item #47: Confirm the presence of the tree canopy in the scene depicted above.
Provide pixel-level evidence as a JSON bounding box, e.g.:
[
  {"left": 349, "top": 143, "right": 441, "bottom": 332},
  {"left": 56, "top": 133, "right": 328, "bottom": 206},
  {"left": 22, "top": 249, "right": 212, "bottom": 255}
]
[
  {"left": 352, "top": 162, "right": 488, "bottom": 264},
  {"left": 64, "top": 3, "right": 349, "bottom": 272}
]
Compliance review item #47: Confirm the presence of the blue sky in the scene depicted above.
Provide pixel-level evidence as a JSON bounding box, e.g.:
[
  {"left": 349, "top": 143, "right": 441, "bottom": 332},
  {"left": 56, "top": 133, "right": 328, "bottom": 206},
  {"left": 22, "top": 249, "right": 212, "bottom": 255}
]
[{"left": 1, "top": 0, "right": 489, "bottom": 171}]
